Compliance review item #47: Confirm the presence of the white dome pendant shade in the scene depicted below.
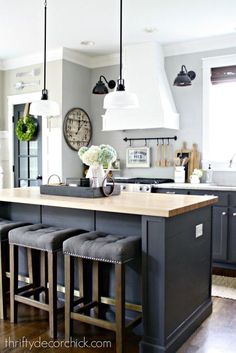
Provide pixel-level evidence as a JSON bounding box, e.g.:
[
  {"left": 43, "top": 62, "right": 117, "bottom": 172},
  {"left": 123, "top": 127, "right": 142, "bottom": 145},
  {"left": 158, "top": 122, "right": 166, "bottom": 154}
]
[
  {"left": 102, "top": 0, "right": 138, "bottom": 111},
  {"left": 30, "top": 95, "right": 60, "bottom": 117},
  {"left": 103, "top": 90, "right": 139, "bottom": 109},
  {"left": 30, "top": 0, "right": 60, "bottom": 118}
]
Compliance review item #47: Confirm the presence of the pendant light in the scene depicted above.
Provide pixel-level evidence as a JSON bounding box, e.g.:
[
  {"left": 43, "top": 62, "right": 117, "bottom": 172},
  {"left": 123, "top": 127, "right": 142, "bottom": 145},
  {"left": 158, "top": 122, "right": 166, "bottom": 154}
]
[
  {"left": 103, "top": 0, "right": 138, "bottom": 109},
  {"left": 173, "top": 65, "right": 196, "bottom": 87},
  {"left": 30, "top": 0, "right": 60, "bottom": 117}
]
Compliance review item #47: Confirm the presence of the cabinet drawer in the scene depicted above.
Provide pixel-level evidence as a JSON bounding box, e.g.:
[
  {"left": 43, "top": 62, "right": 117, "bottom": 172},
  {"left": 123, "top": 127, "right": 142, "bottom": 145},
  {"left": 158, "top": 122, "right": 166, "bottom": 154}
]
[
  {"left": 154, "top": 188, "right": 189, "bottom": 195},
  {"left": 189, "top": 190, "right": 228, "bottom": 206}
]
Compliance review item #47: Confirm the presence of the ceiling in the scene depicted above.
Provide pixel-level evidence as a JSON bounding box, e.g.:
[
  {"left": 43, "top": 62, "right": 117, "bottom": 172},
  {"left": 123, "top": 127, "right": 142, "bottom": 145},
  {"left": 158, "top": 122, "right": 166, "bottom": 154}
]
[{"left": 1, "top": 0, "right": 236, "bottom": 60}]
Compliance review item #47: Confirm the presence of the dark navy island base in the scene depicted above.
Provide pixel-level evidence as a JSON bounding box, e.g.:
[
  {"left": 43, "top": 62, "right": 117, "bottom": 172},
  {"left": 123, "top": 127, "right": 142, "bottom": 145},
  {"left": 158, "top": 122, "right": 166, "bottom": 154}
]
[{"left": 0, "top": 198, "right": 212, "bottom": 353}]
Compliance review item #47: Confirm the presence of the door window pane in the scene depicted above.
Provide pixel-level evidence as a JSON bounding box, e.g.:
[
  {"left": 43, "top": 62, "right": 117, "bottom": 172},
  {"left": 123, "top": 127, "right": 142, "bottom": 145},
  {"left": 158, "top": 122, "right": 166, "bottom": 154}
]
[
  {"left": 29, "top": 157, "right": 38, "bottom": 179},
  {"left": 19, "top": 157, "right": 28, "bottom": 178},
  {"left": 30, "top": 141, "right": 38, "bottom": 156},
  {"left": 19, "top": 141, "right": 28, "bottom": 156}
]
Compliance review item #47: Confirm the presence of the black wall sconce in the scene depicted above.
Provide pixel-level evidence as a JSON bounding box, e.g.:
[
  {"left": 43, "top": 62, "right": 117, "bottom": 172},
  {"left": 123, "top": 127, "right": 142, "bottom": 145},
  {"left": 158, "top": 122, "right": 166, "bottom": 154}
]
[
  {"left": 92, "top": 75, "right": 116, "bottom": 94},
  {"left": 173, "top": 65, "right": 196, "bottom": 87}
]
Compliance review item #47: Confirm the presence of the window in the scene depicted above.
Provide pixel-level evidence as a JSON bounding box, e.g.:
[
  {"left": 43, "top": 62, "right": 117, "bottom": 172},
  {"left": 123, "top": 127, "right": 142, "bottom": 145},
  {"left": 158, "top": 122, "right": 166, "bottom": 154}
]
[{"left": 203, "top": 55, "right": 236, "bottom": 170}]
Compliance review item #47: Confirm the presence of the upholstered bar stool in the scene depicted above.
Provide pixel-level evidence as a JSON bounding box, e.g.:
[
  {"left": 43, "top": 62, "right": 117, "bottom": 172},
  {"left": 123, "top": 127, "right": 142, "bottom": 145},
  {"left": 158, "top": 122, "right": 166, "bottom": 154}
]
[
  {"left": 0, "top": 218, "right": 30, "bottom": 320},
  {"left": 9, "top": 224, "right": 86, "bottom": 338},
  {"left": 63, "top": 231, "right": 142, "bottom": 353}
]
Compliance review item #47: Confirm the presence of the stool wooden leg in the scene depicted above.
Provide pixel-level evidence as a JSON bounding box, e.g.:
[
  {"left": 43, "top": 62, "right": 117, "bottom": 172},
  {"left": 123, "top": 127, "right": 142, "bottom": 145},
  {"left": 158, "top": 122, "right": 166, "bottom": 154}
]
[
  {"left": 48, "top": 252, "right": 57, "bottom": 339},
  {"left": 27, "top": 249, "right": 40, "bottom": 300},
  {"left": 78, "top": 258, "right": 84, "bottom": 299},
  {"left": 40, "top": 251, "right": 48, "bottom": 303},
  {"left": 10, "top": 244, "right": 18, "bottom": 324},
  {"left": 115, "top": 263, "right": 125, "bottom": 353},
  {"left": 92, "top": 261, "right": 100, "bottom": 318},
  {"left": 65, "top": 254, "right": 74, "bottom": 340},
  {"left": 0, "top": 241, "right": 7, "bottom": 320}
]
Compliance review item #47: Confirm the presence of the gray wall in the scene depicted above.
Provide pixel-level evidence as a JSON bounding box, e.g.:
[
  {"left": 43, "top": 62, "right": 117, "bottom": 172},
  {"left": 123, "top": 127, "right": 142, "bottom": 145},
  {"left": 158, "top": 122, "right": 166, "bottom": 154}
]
[
  {"left": 62, "top": 60, "right": 91, "bottom": 179},
  {"left": 0, "top": 71, "right": 3, "bottom": 130},
  {"left": 90, "top": 47, "right": 236, "bottom": 180}
]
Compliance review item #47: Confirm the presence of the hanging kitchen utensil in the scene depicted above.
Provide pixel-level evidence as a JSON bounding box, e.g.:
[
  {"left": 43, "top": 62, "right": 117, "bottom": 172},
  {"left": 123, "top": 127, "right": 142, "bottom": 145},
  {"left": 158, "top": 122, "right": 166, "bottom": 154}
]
[
  {"left": 161, "top": 140, "right": 166, "bottom": 167},
  {"left": 166, "top": 140, "right": 172, "bottom": 167},
  {"left": 155, "top": 141, "right": 161, "bottom": 167}
]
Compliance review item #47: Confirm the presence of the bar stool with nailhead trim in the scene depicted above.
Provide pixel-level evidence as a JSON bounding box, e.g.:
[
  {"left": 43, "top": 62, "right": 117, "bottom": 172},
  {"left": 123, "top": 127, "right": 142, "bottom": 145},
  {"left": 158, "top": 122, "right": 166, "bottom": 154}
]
[
  {"left": 0, "top": 218, "right": 30, "bottom": 320},
  {"left": 8, "top": 224, "right": 86, "bottom": 338},
  {"left": 63, "top": 231, "right": 142, "bottom": 353}
]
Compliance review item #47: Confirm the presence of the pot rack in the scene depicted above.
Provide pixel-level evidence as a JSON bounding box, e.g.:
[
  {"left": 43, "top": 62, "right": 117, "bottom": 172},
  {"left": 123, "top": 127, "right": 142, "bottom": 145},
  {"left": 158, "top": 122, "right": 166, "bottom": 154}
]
[{"left": 123, "top": 136, "right": 177, "bottom": 146}]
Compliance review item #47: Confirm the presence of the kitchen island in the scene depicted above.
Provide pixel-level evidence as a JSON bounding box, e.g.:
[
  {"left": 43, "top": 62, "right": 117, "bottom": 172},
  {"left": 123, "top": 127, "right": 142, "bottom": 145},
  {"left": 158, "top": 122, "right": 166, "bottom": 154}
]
[{"left": 0, "top": 187, "right": 217, "bottom": 353}]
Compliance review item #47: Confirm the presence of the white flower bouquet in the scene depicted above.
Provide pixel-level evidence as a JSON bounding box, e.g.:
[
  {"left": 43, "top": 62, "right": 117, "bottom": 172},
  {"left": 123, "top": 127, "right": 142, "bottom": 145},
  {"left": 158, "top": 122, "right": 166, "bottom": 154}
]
[
  {"left": 78, "top": 144, "right": 117, "bottom": 167},
  {"left": 78, "top": 144, "right": 117, "bottom": 187}
]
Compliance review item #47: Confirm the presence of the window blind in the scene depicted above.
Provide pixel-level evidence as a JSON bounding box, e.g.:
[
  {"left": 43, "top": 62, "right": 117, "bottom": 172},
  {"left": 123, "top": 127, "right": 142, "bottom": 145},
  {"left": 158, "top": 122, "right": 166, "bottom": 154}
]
[{"left": 211, "top": 65, "right": 236, "bottom": 84}]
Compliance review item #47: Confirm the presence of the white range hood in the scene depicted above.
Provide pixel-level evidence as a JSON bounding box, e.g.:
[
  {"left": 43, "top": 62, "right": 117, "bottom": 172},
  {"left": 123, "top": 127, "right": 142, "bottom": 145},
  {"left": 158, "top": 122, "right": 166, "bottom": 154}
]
[{"left": 102, "top": 42, "right": 179, "bottom": 131}]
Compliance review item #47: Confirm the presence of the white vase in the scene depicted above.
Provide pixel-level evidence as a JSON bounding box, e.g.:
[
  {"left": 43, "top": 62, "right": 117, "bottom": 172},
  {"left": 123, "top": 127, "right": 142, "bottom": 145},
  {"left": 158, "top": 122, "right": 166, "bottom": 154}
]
[{"left": 86, "top": 165, "right": 105, "bottom": 188}]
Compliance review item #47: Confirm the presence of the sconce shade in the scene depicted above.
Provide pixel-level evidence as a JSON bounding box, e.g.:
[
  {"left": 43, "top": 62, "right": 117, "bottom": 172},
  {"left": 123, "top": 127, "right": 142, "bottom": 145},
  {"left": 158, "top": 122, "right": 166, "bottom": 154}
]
[
  {"left": 92, "top": 77, "right": 116, "bottom": 95},
  {"left": 93, "top": 80, "right": 109, "bottom": 94},
  {"left": 174, "top": 65, "right": 196, "bottom": 87}
]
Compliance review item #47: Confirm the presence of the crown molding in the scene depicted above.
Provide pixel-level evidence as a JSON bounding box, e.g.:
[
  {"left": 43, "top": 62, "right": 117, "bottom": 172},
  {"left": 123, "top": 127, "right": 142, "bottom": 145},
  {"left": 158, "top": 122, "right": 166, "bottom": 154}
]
[
  {"left": 2, "top": 33, "right": 236, "bottom": 71},
  {"left": 62, "top": 48, "right": 93, "bottom": 68},
  {"left": 163, "top": 33, "right": 236, "bottom": 57},
  {"left": 0, "top": 47, "right": 119, "bottom": 71},
  {"left": 90, "top": 53, "right": 119, "bottom": 68},
  {"left": 1, "top": 48, "right": 63, "bottom": 71},
  {"left": 63, "top": 48, "right": 119, "bottom": 68}
]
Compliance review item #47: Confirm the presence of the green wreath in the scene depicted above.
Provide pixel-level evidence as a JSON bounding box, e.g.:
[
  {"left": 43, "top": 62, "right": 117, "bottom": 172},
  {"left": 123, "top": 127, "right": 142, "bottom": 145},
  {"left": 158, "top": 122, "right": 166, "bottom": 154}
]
[{"left": 15, "top": 115, "right": 38, "bottom": 141}]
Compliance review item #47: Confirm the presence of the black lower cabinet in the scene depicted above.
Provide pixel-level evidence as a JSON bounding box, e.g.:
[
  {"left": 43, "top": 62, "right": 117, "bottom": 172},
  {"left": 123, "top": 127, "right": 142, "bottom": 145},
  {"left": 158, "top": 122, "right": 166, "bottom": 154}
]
[
  {"left": 228, "top": 207, "right": 236, "bottom": 262},
  {"left": 156, "top": 188, "right": 236, "bottom": 268},
  {"left": 212, "top": 206, "right": 228, "bottom": 261}
]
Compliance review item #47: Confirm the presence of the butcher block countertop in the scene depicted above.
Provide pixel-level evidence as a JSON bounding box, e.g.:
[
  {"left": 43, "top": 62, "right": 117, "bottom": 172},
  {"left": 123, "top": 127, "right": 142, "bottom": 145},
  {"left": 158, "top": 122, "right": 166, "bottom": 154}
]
[{"left": 0, "top": 187, "right": 218, "bottom": 218}]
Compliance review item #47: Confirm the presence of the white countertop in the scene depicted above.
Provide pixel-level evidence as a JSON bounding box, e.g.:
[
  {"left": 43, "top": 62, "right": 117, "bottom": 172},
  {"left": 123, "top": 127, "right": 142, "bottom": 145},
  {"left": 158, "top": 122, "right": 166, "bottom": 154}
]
[{"left": 155, "top": 183, "right": 236, "bottom": 191}]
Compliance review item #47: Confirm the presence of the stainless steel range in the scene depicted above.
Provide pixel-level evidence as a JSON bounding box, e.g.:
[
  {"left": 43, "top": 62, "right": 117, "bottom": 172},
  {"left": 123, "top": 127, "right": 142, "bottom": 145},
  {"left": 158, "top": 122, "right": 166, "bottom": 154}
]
[{"left": 113, "top": 177, "right": 174, "bottom": 193}]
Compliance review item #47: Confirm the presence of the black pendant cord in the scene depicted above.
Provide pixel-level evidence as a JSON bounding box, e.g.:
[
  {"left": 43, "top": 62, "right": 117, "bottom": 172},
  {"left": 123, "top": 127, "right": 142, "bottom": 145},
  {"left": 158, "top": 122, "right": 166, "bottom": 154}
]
[
  {"left": 42, "top": 0, "right": 48, "bottom": 99},
  {"left": 119, "top": 0, "right": 123, "bottom": 81},
  {"left": 116, "top": 0, "right": 125, "bottom": 91}
]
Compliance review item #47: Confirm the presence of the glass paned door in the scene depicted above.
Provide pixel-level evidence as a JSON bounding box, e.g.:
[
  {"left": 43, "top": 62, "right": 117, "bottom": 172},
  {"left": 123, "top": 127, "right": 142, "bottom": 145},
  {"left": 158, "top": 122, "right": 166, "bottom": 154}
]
[{"left": 14, "top": 104, "right": 42, "bottom": 187}]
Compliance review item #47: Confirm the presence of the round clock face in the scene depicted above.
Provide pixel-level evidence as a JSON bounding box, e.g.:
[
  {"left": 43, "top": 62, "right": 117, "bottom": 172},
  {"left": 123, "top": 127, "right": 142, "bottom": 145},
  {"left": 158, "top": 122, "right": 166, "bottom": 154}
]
[{"left": 63, "top": 108, "right": 92, "bottom": 151}]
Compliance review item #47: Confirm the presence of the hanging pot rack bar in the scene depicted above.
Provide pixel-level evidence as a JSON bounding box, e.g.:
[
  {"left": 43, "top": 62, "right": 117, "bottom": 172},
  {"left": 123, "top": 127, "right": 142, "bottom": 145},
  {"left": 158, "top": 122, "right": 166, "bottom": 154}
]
[{"left": 123, "top": 136, "right": 177, "bottom": 146}]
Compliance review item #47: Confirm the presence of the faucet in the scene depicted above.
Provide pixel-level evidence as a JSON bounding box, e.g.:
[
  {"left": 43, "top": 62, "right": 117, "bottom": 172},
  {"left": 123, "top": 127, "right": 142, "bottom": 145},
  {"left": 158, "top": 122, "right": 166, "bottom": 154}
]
[{"left": 229, "top": 153, "right": 236, "bottom": 168}]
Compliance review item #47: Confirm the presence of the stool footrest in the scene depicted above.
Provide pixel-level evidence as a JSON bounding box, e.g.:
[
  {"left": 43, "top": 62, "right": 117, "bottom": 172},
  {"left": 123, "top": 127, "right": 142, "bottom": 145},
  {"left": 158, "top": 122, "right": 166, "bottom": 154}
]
[
  {"left": 73, "top": 297, "right": 84, "bottom": 307},
  {"left": 71, "top": 312, "right": 116, "bottom": 331},
  {"left": 20, "top": 286, "right": 45, "bottom": 298},
  {"left": 74, "top": 301, "right": 97, "bottom": 314},
  {"left": 16, "top": 284, "right": 34, "bottom": 294},
  {"left": 14, "top": 295, "right": 49, "bottom": 312},
  {"left": 126, "top": 314, "right": 142, "bottom": 331}
]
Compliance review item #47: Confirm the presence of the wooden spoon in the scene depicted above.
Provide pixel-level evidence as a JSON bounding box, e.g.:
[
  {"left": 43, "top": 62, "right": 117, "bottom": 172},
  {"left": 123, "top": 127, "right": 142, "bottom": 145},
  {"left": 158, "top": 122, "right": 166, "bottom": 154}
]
[
  {"left": 155, "top": 142, "right": 161, "bottom": 167},
  {"left": 161, "top": 141, "right": 166, "bottom": 167}
]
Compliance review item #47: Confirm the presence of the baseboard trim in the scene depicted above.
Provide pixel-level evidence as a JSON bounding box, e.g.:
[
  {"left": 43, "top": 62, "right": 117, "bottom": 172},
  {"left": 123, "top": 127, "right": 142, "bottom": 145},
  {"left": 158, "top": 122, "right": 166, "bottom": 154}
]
[{"left": 140, "top": 299, "right": 212, "bottom": 353}]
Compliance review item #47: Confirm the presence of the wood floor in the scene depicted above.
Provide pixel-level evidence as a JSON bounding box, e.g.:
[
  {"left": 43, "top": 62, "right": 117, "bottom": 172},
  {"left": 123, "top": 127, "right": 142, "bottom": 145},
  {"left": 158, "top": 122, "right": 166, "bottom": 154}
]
[{"left": 0, "top": 297, "right": 235, "bottom": 352}]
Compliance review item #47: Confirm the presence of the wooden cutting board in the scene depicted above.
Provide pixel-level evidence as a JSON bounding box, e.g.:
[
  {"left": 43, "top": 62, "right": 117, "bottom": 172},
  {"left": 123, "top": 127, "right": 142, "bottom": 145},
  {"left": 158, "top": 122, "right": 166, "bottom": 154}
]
[{"left": 188, "top": 143, "right": 201, "bottom": 180}]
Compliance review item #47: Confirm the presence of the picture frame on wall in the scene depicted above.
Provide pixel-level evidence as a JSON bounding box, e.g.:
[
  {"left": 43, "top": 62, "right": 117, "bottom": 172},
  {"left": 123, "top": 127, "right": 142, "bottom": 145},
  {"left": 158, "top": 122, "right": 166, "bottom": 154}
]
[{"left": 126, "top": 147, "right": 150, "bottom": 168}]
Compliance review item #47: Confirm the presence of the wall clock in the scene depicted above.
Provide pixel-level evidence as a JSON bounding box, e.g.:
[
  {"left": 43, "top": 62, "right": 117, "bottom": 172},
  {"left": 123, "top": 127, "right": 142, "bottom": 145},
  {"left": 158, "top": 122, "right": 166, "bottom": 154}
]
[{"left": 63, "top": 108, "right": 92, "bottom": 151}]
